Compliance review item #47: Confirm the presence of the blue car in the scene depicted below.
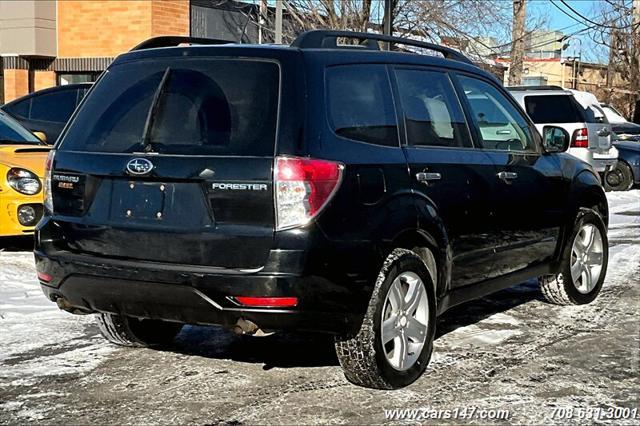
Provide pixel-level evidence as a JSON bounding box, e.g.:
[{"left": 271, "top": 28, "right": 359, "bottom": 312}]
[{"left": 605, "top": 140, "right": 640, "bottom": 191}]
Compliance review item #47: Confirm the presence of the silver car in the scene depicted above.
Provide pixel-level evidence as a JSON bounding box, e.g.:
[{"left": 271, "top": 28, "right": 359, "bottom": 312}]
[{"left": 509, "top": 88, "right": 618, "bottom": 174}]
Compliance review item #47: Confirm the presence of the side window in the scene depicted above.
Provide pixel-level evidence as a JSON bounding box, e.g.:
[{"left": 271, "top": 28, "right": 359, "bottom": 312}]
[
  {"left": 395, "top": 69, "right": 472, "bottom": 148},
  {"left": 29, "top": 90, "right": 77, "bottom": 123},
  {"left": 326, "top": 65, "right": 399, "bottom": 147},
  {"left": 4, "top": 98, "right": 31, "bottom": 119},
  {"left": 458, "top": 76, "right": 537, "bottom": 152}
]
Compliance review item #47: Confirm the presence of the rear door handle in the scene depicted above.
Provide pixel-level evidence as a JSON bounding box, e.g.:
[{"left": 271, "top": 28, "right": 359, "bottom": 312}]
[
  {"left": 416, "top": 172, "right": 442, "bottom": 183},
  {"left": 497, "top": 171, "right": 518, "bottom": 181},
  {"left": 597, "top": 127, "right": 611, "bottom": 137}
]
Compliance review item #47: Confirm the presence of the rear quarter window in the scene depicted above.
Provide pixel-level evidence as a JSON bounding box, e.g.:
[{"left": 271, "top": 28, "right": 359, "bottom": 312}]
[
  {"left": 58, "top": 58, "right": 280, "bottom": 156},
  {"left": 326, "top": 65, "right": 399, "bottom": 147},
  {"left": 524, "top": 95, "right": 585, "bottom": 123}
]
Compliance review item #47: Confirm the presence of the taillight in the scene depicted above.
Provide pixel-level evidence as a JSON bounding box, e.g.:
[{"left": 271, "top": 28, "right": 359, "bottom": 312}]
[
  {"left": 274, "top": 156, "right": 344, "bottom": 230},
  {"left": 571, "top": 128, "right": 589, "bottom": 148},
  {"left": 43, "top": 150, "right": 55, "bottom": 213}
]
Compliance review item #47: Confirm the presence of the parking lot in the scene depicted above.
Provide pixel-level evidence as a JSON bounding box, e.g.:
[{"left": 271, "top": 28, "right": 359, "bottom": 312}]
[{"left": 1, "top": 190, "right": 639, "bottom": 425}]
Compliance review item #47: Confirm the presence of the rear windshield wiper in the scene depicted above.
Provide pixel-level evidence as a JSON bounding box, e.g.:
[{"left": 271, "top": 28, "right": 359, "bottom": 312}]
[{"left": 140, "top": 67, "right": 172, "bottom": 152}]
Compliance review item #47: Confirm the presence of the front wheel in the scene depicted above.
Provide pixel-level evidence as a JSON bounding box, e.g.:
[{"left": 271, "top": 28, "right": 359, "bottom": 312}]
[
  {"left": 335, "top": 248, "right": 436, "bottom": 389},
  {"left": 540, "top": 209, "right": 608, "bottom": 305}
]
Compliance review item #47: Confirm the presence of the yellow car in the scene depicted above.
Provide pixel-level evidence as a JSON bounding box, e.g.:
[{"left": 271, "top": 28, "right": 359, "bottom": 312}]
[{"left": 0, "top": 110, "right": 50, "bottom": 237}]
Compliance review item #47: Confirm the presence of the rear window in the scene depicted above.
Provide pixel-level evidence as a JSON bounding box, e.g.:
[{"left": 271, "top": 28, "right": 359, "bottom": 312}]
[
  {"left": 59, "top": 58, "right": 280, "bottom": 156},
  {"left": 524, "top": 95, "right": 585, "bottom": 124}
]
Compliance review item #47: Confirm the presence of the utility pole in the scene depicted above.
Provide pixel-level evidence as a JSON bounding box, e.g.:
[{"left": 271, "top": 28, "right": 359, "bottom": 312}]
[
  {"left": 383, "top": 0, "right": 393, "bottom": 50},
  {"left": 508, "top": 0, "right": 527, "bottom": 86},
  {"left": 632, "top": 0, "right": 639, "bottom": 122},
  {"left": 258, "top": 0, "right": 267, "bottom": 44},
  {"left": 275, "top": 0, "right": 283, "bottom": 44}
]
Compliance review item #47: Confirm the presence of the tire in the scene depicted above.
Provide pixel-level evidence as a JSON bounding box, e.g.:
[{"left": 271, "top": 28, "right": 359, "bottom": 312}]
[
  {"left": 540, "top": 208, "right": 608, "bottom": 305},
  {"left": 604, "top": 161, "right": 634, "bottom": 192},
  {"left": 335, "top": 248, "right": 436, "bottom": 389},
  {"left": 96, "top": 313, "right": 184, "bottom": 347}
]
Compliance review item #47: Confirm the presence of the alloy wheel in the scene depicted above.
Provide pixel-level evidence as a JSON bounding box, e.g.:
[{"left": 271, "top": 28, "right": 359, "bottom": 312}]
[
  {"left": 570, "top": 223, "right": 604, "bottom": 294},
  {"left": 381, "top": 272, "right": 429, "bottom": 371}
]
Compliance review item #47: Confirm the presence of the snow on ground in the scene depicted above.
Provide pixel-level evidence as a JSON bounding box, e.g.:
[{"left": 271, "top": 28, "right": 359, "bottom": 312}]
[
  {"left": 0, "top": 253, "right": 113, "bottom": 386},
  {"left": 0, "top": 190, "right": 638, "bottom": 424}
]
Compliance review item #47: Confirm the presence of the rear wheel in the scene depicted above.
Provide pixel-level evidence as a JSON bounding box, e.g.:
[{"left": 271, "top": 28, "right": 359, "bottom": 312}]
[
  {"left": 540, "top": 209, "right": 608, "bottom": 305},
  {"left": 335, "top": 248, "right": 436, "bottom": 389},
  {"left": 96, "top": 313, "right": 184, "bottom": 347},
  {"left": 604, "top": 161, "right": 634, "bottom": 192}
]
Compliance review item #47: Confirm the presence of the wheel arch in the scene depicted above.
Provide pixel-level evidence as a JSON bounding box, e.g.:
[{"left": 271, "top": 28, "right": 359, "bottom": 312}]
[{"left": 391, "top": 227, "right": 450, "bottom": 298}]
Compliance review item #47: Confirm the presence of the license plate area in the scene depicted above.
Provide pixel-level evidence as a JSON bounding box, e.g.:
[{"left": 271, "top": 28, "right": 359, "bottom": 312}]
[{"left": 110, "top": 181, "right": 170, "bottom": 221}]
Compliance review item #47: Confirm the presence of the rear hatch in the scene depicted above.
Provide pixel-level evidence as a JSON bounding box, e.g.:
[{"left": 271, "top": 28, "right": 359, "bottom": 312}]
[
  {"left": 51, "top": 55, "right": 281, "bottom": 269},
  {"left": 523, "top": 93, "right": 612, "bottom": 152}
]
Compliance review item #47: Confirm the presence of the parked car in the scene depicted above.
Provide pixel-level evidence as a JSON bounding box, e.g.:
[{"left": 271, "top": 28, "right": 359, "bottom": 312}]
[
  {"left": 36, "top": 32, "right": 609, "bottom": 389},
  {"left": 1, "top": 83, "right": 92, "bottom": 144},
  {"left": 0, "top": 110, "right": 51, "bottom": 237},
  {"left": 508, "top": 87, "right": 618, "bottom": 176},
  {"left": 601, "top": 103, "right": 640, "bottom": 142},
  {"left": 603, "top": 140, "right": 640, "bottom": 191}
]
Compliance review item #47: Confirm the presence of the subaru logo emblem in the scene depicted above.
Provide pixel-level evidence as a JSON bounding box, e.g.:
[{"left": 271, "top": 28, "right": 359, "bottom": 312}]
[{"left": 126, "top": 158, "right": 154, "bottom": 176}]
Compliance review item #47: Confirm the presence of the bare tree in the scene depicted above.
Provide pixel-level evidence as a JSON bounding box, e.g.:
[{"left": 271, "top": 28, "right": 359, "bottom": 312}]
[
  {"left": 508, "top": 0, "right": 527, "bottom": 86},
  {"left": 587, "top": 0, "right": 639, "bottom": 119}
]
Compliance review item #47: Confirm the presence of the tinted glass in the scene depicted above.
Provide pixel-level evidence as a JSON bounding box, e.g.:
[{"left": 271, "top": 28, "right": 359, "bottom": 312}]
[
  {"left": 59, "top": 59, "right": 280, "bottom": 155},
  {"left": 459, "top": 76, "right": 537, "bottom": 152},
  {"left": 585, "top": 105, "right": 608, "bottom": 124},
  {"left": 4, "top": 98, "right": 31, "bottom": 119},
  {"left": 30, "top": 90, "right": 77, "bottom": 123},
  {"left": 395, "top": 69, "right": 471, "bottom": 148},
  {"left": 524, "top": 95, "right": 585, "bottom": 123},
  {"left": 0, "top": 112, "right": 40, "bottom": 143},
  {"left": 327, "top": 65, "right": 399, "bottom": 147}
]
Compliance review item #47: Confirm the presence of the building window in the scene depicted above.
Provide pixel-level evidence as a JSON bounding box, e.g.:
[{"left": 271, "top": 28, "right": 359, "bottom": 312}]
[
  {"left": 57, "top": 73, "right": 99, "bottom": 85},
  {"left": 522, "top": 76, "right": 549, "bottom": 86}
]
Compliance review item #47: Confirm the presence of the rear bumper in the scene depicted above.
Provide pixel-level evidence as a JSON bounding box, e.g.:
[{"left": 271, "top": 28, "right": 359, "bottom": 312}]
[
  {"left": 35, "top": 249, "right": 364, "bottom": 335},
  {"left": 567, "top": 147, "right": 618, "bottom": 173}
]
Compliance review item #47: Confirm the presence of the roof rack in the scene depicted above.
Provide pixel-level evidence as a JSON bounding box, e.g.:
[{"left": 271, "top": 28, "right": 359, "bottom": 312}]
[
  {"left": 291, "top": 30, "right": 474, "bottom": 65},
  {"left": 506, "top": 85, "right": 566, "bottom": 91},
  {"left": 130, "top": 36, "right": 233, "bottom": 51}
]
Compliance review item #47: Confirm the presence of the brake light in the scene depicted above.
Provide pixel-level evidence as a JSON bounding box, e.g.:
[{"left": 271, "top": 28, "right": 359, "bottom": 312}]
[
  {"left": 571, "top": 128, "right": 589, "bottom": 148},
  {"left": 234, "top": 296, "right": 298, "bottom": 308},
  {"left": 274, "top": 156, "right": 344, "bottom": 230},
  {"left": 43, "top": 150, "right": 55, "bottom": 213}
]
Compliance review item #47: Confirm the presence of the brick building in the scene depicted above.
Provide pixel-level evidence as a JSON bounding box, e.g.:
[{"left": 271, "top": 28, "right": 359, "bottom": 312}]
[{"left": 0, "top": 0, "right": 258, "bottom": 103}]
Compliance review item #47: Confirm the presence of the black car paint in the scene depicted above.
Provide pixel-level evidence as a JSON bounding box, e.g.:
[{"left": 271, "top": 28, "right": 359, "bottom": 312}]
[
  {"left": 35, "top": 45, "right": 607, "bottom": 335},
  {"left": 613, "top": 140, "right": 640, "bottom": 185}
]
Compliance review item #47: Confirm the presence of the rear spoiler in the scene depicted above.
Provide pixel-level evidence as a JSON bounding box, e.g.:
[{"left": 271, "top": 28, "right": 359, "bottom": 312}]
[{"left": 12, "top": 148, "right": 52, "bottom": 154}]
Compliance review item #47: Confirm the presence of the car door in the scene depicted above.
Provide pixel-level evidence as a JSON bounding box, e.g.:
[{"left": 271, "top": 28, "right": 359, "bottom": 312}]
[
  {"left": 455, "top": 74, "right": 567, "bottom": 277},
  {"left": 393, "top": 67, "right": 498, "bottom": 288}
]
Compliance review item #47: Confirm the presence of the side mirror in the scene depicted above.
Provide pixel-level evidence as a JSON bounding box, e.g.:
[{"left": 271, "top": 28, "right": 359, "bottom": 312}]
[
  {"left": 33, "top": 131, "right": 47, "bottom": 143},
  {"left": 542, "top": 126, "right": 569, "bottom": 153}
]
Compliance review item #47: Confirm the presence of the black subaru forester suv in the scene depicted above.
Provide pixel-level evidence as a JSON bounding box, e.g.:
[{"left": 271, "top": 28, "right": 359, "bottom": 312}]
[{"left": 35, "top": 31, "right": 609, "bottom": 389}]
